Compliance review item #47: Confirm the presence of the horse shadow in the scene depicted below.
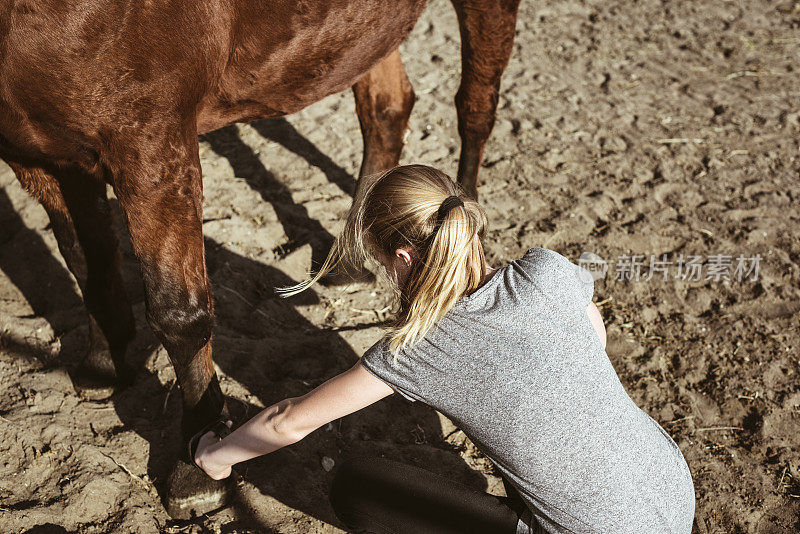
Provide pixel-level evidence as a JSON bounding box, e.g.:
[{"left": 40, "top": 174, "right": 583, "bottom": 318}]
[
  {"left": 250, "top": 117, "right": 355, "bottom": 198},
  {"left": 0, "top": 122, "right": 487, "bottom": 531},
  {"left": 200, "top": 117, "right": 353, "bottom": 270},
  {"left": 0, "top": 188, "right": 85, "bottom": 365}
]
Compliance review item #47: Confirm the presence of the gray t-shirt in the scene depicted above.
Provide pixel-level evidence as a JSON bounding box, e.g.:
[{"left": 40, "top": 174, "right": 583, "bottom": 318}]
[{"left": 362, "top": 248, "right": 695, "bottom": 534}]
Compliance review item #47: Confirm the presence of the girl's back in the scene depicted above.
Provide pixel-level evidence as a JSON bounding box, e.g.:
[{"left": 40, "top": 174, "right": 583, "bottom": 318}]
[{"left": 362, "top": 247, "right": 695, "bottom": 533}]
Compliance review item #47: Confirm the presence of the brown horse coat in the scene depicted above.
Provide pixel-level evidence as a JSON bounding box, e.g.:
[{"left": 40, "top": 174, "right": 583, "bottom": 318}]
[{"left": 1, "top": 1, "right": 424, "bottom": 161}]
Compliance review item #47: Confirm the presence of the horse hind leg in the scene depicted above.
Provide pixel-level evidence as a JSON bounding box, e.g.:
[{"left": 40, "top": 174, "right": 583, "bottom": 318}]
[
  {"left": 320, "top": 50, "right": 414, "bottom": 286},
  {"left": 353, "top": 48, "right": 416, "bottom": 180},
  {"left": 451, "top": 0, "right": 521, "bottom": 199},
  {"left": 9, "top": 162, "right": 136, "bottom": 398}
]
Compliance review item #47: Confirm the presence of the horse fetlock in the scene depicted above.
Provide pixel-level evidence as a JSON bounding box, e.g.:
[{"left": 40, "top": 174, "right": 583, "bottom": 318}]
[
  {"left": 72, "top": 316, "right": 134, "bottom": 399},
  {"left": 181, "top": 374, "right": 228, "bottom": 454}
]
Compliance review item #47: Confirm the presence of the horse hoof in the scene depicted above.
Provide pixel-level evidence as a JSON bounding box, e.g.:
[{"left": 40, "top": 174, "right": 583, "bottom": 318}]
[
  {"left": 165, "top": 460, "right": 236, "bottom": 519},
  {"left": 73, "top": 378, "right": 116, "bottom": 401},
  {"left": 72, "top": 359, "right": 135, "bottom": 401}
]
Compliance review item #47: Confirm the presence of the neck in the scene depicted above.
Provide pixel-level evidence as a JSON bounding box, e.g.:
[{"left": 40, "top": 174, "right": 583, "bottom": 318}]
[{"left": 479, "top": 262, "right": 497, "bottom": 287}]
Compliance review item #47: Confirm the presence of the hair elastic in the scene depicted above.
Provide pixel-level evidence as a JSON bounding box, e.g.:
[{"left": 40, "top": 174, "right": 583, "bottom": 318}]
[
  {"left": 423, "top": 195, "right": 464, "bottom": 251},
  {"left": 436, "top": 195, "right": 464, "bottom": 225}
]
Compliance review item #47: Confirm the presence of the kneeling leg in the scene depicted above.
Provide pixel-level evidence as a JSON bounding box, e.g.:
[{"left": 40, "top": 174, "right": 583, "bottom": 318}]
[{"left": 330, "top": 457, "right": 524, "bottom": 534}]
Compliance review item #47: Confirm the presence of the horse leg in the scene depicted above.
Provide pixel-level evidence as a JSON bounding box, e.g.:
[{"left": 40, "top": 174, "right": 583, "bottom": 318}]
[
  {"left": 353, "top": 48, "right": 416, "bottom": 179},
  {"left": 451, "top": 0, "right": 521, "bottom": 199},
  {"left": 9, "top": 162, "right": 135, "bottom": 397},
  {"left": 108, "top": 127, "right": 233, "bottom": 519}
]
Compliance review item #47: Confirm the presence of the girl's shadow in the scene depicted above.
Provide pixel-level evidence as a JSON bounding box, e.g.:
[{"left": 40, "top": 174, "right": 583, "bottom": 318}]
[{"left": 213, "top": 237, "right": 487, "bottom": 526}]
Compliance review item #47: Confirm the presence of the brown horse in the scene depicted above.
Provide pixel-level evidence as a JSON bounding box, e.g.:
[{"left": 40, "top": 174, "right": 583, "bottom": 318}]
[{"left": 0, "top": 0, "right": 521, "bottom": 518}]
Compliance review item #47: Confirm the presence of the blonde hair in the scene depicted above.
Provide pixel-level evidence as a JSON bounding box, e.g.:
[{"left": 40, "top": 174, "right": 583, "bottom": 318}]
[{"left": 280, "top": 164, "right": 488, "bottom": 354}]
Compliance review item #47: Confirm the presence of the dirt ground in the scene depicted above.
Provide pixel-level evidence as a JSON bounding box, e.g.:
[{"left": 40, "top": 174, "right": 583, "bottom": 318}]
[{"left": 1, "top": 0, "right": 799, "bottom": 532}]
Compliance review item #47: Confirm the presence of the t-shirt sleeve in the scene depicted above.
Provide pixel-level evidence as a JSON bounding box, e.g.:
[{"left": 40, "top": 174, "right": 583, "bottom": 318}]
[
  {"left": 514, "top": 248, "right": 594, "bottom": 308},
  {"left": 361, "top": 339, "right": 425, "bottom": 403}
]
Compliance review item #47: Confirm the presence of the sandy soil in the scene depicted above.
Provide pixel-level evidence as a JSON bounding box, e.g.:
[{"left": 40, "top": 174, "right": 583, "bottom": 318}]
[{"left": 1, "top": 0, "right": 799, "bottom": 532}]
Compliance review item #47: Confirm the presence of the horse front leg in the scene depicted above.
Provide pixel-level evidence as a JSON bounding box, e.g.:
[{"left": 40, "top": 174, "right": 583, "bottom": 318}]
[
  {"left": 110, "top": 127, "right": 234, "bottom": 519},
  {"left": 9, "top": 162, "right": 135, "bottom": 398}
]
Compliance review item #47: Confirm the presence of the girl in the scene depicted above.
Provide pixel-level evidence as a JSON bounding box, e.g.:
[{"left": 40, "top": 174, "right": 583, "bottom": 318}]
[{"left": 194, "top": 164, "right": 696, "bottom": 533}]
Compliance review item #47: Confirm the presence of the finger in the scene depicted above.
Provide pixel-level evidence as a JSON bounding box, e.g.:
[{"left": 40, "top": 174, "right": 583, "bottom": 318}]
[{"left": 199, "top": 431, "right": 217, "bottom": 444}]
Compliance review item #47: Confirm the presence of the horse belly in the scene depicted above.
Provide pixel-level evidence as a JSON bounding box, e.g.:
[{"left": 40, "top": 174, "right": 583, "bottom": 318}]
[{"left": 197, "top": 0, "right": 427, "bottom": 134}]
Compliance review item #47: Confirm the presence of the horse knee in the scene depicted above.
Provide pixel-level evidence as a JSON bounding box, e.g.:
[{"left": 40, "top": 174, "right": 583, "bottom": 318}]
[
  {"left": 360, "top": 85, "right": 416, "bottom": 143},
  {"left": 454, "top": 86, "right": 498, "bottom": 140},
  {"left": 378, "top": 99, "right": 415, "bottom": 134},
  {"left": 381, "top": 79, "right": 416, "bottom": 127},
  {"left": 145, "top": 282, "right": 213, "bottom": 360}
]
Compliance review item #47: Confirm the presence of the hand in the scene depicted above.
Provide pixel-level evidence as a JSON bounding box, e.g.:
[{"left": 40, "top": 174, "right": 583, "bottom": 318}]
[{"left": 194, "top": 421, "right": 233, "bottom": 480}]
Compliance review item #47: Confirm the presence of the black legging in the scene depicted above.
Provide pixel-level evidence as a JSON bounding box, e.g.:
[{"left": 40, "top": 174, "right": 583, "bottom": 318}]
[{"left": 329, "top": 457, "right": 528, "bottom": 534}]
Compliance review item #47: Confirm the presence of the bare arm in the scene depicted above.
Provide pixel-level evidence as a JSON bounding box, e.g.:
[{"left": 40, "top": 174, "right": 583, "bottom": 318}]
[
  {"left": 195, "top": 360, "right": 394, "bottom": 479},
  {"left": 587, "top": 301, "right": 607, "bottom": 349}
]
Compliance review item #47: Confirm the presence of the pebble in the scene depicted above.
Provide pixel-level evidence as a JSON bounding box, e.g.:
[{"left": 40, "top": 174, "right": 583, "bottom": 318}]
[{"left": 321, "top": 456, "right": 335, "bottom": 472}]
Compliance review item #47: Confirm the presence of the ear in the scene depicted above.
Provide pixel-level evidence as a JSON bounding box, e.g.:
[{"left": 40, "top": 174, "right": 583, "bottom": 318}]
[{"left": 394, "top": 247, "right": 413, "bottom": 267}]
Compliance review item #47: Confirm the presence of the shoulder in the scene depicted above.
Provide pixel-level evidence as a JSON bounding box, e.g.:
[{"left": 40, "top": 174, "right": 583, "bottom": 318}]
[
  {"left": 514, "top": 247, "right": 578, "bottom": 277},
  {"left": 512, "top": 247, "right": 594, "bottom": 305},
  {"left": 361, "top": 338, "right": 393, "bottom": 378},
  {"left": 362, "top": 338, "right": 391, "bottom": 367},
  {"left": 361, "top": 339, "right": 424, "bottom": 402},
  {"left": 521, "top": 247, "right": 571, "bottom": 264},
  {"left": 362, "top": 338, "right": 423, "bottom": 379}
]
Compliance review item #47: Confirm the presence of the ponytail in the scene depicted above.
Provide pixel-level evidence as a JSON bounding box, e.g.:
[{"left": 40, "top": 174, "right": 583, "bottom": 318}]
[{"left": 279, "top": 164, "right": 488, "bottom": 355}]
